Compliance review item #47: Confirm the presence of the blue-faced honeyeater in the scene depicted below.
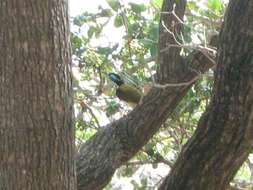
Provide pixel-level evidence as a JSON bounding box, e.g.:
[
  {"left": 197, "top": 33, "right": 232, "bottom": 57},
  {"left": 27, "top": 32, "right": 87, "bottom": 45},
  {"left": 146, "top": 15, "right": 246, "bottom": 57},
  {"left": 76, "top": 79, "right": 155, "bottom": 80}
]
[{"left": 108, "top": 73, "right": 142, "bottom": 107}]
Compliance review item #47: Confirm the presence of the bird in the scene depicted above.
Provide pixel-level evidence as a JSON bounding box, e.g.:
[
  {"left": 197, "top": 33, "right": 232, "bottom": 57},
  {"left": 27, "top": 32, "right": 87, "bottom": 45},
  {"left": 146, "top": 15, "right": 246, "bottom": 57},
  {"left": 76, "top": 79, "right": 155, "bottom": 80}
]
[{"left": 108, "top": 73, "right": 142, "bottom": 107}]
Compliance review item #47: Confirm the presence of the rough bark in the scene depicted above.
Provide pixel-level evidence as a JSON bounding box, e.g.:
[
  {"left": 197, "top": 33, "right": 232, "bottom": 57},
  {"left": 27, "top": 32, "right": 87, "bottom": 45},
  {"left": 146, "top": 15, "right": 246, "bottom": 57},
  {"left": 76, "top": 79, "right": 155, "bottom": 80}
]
[
  {"left": 157, "top": 0, "right": 186, "bottom": 83},
  {"left": 0, "top": 1, "right": 76, "bottom": 190},
  {"left": 76, "top": 0, "right": 216, "bottom": 189},
  {"left": 159, "top": 1, "right": 253, "bottom": 190}
]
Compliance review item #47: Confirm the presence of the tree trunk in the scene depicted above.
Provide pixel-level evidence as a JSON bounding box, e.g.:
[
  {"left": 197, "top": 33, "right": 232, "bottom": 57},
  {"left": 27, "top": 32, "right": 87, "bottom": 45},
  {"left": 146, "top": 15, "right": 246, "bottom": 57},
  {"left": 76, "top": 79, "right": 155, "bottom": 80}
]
[
  {"left": 0, "top": 1, "right": 76, "bottom": 189},
  {"left": 159, "top": 1, "right": 253, "bottom": 189}
]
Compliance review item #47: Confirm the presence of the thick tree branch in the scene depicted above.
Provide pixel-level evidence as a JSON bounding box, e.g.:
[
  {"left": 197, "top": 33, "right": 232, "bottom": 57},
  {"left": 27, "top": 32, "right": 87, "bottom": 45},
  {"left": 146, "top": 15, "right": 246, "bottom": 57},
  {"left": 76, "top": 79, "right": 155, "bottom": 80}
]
[
  {"left": 75, "top": 0, "right": 217, "bottom": 189},
  {"left": 159, "top": 1, "right": 253, "bottom": 189}
]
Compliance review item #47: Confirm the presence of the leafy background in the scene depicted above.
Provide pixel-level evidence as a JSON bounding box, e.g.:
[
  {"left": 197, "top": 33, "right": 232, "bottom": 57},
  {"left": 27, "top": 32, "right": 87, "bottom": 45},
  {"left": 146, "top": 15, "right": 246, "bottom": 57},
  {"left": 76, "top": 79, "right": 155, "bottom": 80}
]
[{"left": 70, "top": 0, "right": 253, "bottom": 189}]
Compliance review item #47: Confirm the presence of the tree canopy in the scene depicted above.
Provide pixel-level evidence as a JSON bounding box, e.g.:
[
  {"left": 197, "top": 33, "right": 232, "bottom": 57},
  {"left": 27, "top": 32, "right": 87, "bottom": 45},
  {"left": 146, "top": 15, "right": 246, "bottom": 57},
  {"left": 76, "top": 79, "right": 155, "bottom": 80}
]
[
  {"left": 1, "top": 0, "right": 252, "bottom": 189},
  {"left": 71, "top": 0, "right": 253, "bottom": 189}
]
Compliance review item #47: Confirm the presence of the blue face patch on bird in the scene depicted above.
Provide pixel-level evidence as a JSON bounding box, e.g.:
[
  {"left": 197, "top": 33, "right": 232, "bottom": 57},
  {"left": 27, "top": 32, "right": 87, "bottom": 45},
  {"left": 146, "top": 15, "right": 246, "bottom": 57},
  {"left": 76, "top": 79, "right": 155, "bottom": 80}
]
[
  {"left": 108, "top": 73, "right": 142, "bottom": 107},
  {"left": 108, "top": 73, "right": 124, "bottom": 86}
]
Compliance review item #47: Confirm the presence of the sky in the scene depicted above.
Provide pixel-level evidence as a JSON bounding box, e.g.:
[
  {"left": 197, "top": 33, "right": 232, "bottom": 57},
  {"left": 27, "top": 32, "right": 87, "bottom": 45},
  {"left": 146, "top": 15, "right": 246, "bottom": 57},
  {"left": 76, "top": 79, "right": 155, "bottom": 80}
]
[
  {"left": 70, "top": 0, "right": 107, "bottom": 16},
  {"left": 69, "top": 0, "right": 229, "bottom": 17},
  {"left": 69, "top": 0, "right": 149, "bottom": 16}
]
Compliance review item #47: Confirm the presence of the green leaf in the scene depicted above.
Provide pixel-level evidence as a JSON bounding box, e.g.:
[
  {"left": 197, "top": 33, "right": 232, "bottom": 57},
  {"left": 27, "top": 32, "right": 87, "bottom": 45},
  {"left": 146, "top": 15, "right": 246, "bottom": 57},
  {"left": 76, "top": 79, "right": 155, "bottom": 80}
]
[
  {"left": 140, "top": 178, "right": 148, "bottom": 188},
  {"left": 149, "top": 23, "right": 159, "bottom": 41},
  {"left": 100, "top": 9, "right": 113, "bottom": 17},
  {"left": 122, "top": 167, "right": 134, "bottom": 177},
  {"left": 105, "top": 101, "right": 120, "bottom": 117},
  {"left": 71, "top": 34, "right": 82, "bottom": 49},
  {"left": 114, "top": 15, "right": 123, "bottom": 27},
  {"left": 87, "top": 26, "right": 97, "bottom": 38},
  {"left": 207, "top": 0, "right": 222, "bottom": 12},
  {"left": 151, "top": 0, "right": 163, "bottom": 9},
  {"left": 97, "top": 47, "right": 112, "bottom": 55},
  {"left": 129, "top": 3, "right": 146, "bottom": 13},
  {"left": 73, "top": 15, "right": 86, "bottom": 26},
  {"left": 106, "top": 0, "right": 120, "bottom": 11},
  {"left": 187, "top": 1, "right": 198, "bottom": 10},
  {"left": 150, "top": 44, "right": 157, "bottom": 57}
]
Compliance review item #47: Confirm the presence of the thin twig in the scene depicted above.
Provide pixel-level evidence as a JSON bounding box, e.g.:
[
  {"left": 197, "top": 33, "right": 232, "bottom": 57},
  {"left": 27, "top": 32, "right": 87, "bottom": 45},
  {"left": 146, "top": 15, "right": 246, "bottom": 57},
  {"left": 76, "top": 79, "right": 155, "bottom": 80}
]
[
  {"left": 160, "top": 9, "right": 217, "bottom": 67},
  {"left": 118, "top": 0, "right": 134, "bottom": 64},
  {"left": 78, "top": 100, "right": 101, "bottom": 129},
  {"left": 162, "top": 20, "right": 183, "bottom": 46},
  {"left": 160, "top": 10, "right": 184, "bottom": 24},
  {"left": 152, "top": 61, "right": 216, "bottom": 89},
  {"left": 153, "top": 74, "right": 200, "bottom": 88}
]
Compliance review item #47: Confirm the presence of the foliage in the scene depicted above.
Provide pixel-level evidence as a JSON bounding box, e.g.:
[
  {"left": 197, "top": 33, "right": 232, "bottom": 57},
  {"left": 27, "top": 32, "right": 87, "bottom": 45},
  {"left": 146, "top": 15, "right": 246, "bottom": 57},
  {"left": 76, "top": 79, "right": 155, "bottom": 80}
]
[{"left": 70, "top": 0, "right": 253, "bottom": 189}]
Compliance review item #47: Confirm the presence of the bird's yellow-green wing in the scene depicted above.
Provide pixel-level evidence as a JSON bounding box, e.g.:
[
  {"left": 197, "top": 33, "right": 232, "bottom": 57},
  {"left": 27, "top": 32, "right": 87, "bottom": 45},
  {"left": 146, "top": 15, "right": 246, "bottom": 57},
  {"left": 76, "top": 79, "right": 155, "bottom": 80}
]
[{"left": 116, "top": 84, "right": 142, "bottom": 105}]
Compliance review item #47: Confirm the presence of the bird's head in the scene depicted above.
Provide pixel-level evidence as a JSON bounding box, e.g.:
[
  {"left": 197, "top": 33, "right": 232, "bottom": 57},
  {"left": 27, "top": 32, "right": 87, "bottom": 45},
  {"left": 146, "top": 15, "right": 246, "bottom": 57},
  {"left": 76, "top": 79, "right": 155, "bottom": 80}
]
[{"left": 108, "top": 73, "right": 124, "bottom": 86}]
